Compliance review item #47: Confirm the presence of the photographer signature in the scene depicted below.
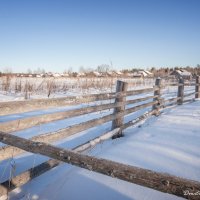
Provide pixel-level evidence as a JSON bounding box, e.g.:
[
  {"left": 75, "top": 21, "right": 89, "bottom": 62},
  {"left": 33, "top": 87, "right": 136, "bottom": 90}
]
[{"left": 184, "top": 190, "right": 200, "bottom": 196}]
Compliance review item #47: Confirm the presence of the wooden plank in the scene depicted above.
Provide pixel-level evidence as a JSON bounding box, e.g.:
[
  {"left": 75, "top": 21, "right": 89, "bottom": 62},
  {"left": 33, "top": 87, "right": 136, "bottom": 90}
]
[
  {"left": 167, "top": 83, "right": 196, "bottom": 87},
  {"left": 0, "top": 128, "right": 120, "bottom": 196},
  {"left": 0, "top": 102, "right": 118, "bottom": 133},
  {"left": 177, "top": 78, "right": 184, "bottom": 105},
  {"left": 152, "top": 78, "right": 162, "bottom": 113},
  {"left": 121, "top": 110, "right": 155, "bottom": 130},
  {"left": 126, "top": 88, "right": 154, "bottom": 96},
  {"left": 0, "top": 132, "right": 200, "bottom": 200},
  {"left": 163, "top": 97, "right": 181, "bottom": 104},
  {"left": 195, "top": 76, "right": 200, "bottom": 98},
  {"left": 184, "top": 92, "right": 196, "bottom": 98},
  {"left": 126, "top": 95, "right": 157, "bottom": 105},
  {"left": 166, "top": 83, "right": 179, "bottom": 86},
  {"left": 0, "top": 95, "right": 157, "bottom": 133},
  {"left": 0, "top": 101, "right": 158, "bottom": 160},
  {"left": 182, "top": 98, "right": 195, "bottom": 104},
  {"left": 112, "top": 80, "right": 128, "bottom": 137},
  {"left": 0, "top": 88, "right": 154, "bottom": 116},
  {"left": 0, "top": 94, "right": 114, "bottom": 116}
]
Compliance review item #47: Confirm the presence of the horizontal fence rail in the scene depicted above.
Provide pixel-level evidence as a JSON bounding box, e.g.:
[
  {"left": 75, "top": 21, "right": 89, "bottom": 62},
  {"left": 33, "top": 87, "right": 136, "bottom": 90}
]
[
  {"left": 0, "top": 87, "right": 155, "bottom": 116},
  {"left": 0, "top": 100, "right": 158, "bottom": 160},
  {"left": 0, "top": 95, "right": 157, "bottom": 133}
]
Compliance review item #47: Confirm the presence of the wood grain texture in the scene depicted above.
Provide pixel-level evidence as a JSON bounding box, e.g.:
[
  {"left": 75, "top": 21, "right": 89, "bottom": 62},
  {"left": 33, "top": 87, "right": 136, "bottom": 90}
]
[
  {"left": 177, "top": 78, "right": 184, "bottom": 105},
  {"left": 112, "top": 80, "right": 128, "bottom": 137},
  {"left": 195, "top": 76, "right": 200, "bottom": 98}
]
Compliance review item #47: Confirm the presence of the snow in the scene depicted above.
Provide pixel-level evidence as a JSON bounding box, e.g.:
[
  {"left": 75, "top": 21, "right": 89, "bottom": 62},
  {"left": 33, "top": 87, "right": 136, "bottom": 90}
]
[
  {"left": 0, "top": 99, "right": 199, "bottom": 200},
  {"left": 0, "top": 80, "right": 199, "bottom": 200}
]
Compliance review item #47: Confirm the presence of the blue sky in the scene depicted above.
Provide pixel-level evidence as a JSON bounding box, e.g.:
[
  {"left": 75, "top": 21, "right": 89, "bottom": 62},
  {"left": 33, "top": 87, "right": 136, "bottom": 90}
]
[{"left": 0, "top": 0, "right": 200, "bottom": 72}]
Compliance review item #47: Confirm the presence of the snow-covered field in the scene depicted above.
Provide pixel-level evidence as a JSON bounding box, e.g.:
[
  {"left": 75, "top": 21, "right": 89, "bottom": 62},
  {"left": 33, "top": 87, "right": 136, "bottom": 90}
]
[
  {"left": 0, "top": 79, "right": 199, "bottom": 200},
  {"left": 0, "top": 100, "right": 199, "bottom": 200}
]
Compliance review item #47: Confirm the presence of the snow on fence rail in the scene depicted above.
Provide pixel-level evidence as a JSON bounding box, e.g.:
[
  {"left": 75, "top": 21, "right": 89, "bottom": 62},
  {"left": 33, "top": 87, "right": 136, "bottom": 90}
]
[{"left": 0, "top": 77, "right": 200, "bottom": 200}]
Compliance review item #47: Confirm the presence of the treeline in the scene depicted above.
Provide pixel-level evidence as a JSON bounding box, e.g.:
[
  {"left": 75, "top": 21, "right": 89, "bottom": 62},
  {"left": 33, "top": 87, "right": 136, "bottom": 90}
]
[
  {"left": 122, "top": 65, "right": 200, "bottom": 77},
  {"left": 150, "top": 65, "right": 200, "bottom": 77},
  {"left": 1, "top": 64, "right": 200, "bottom": 78}
]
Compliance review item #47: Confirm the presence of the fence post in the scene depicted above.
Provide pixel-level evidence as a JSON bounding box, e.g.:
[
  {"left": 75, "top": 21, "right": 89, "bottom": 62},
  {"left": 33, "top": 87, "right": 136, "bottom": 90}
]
[
  {"left": 112, "top": 80, "right": 128, "bottom": 138},
  {"left": 152, "top": 78, "right": 161, "bottom": 114},
  {"left": 195, "top": 76, "right": 200, "bottom": 99},
  {"left": 177, "top": 77, "right": 184, "bottom": 105}
]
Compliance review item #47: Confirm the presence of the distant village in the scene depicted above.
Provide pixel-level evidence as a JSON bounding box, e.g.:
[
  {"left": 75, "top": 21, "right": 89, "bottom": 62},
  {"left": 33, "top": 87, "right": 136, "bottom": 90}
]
[{"left": 0, "top": 65, "right": 200, "bottom": 80}]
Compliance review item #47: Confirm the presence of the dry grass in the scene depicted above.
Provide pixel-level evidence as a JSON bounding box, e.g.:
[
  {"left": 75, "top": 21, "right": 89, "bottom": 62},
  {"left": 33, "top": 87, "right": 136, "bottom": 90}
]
[{"left": 0, "top": 76, "right": 155, "bottom": 99}]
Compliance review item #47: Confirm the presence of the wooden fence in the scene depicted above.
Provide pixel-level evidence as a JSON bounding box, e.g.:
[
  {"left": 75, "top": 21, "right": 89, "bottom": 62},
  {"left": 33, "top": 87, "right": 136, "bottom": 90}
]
[{"left": 0, "top": 77, "right": 200, "bottom": 200}]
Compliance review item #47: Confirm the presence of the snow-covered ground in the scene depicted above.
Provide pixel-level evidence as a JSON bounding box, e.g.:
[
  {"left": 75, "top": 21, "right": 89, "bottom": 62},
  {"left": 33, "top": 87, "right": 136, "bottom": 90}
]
[
  {"left": 0, "top": 79, "right": 199, "bottom": 200},
  {"left": 0, "top": 99, "right": 200, "bottom": 200}
]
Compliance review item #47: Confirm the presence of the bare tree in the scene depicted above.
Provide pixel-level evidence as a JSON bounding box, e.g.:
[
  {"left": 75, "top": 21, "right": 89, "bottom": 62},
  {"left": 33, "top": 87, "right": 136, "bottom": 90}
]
[
  {"left": 27, "top": 68, "right": 32, "bottom": 74},
  {"left": 79, "top": 66, "right": 85, "bottom": 73},
  {"left": 3, "top": 67, "right": 12, "bottom": 74},
  {"left": 96, "top": 64, "right": 110, "bottom": 73}
]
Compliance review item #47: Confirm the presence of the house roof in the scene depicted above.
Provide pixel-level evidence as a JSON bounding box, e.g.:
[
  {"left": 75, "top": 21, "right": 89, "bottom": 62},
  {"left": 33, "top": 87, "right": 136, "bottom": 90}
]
[
  {"left": 173, "top": 69, "right": 192, "bottom": 76},
  {"left": 138, "top": 71, "right": 148, "bottom": 76},
  {"left": 144, "top": 70, "right": 153, "bottom": 75},
  {"left": 93, "top": 71, "right": 101, "bottom": 76}
]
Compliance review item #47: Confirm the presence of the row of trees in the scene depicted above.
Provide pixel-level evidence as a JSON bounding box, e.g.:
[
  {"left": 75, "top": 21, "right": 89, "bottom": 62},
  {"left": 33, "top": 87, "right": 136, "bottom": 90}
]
[
  {"left": 121, "top": 65, "right": 200, "bottom": 77},
  {"left": 150, "top": 65, "right": 200, "bottom": 77},
  {"left": 1, "top": 64, "right": 200, "bottom": 77}
]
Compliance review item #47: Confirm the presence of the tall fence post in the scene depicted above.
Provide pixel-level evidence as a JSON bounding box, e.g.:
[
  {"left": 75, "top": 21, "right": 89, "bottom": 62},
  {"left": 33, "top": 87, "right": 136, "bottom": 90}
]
[
  {"left": 112, "top": 80, "right": 128, "bottom": 138},
  {"left": 177, "top": 77, "right": 184, "bottom": 105},
  {"left": 152, "top": 78, "right": 161, "bottom": 115},
  {"left": 195, "top": 76, "right": 200, "bottom": 99}
]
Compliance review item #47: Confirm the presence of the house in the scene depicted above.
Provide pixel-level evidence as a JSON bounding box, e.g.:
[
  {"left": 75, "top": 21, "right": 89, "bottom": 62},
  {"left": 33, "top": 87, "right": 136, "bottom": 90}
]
[
  {"left": 111, "top": 71, "right": 123, "bottom": 77},
  {"left": 132, "top": 72, "right": 143, "bottom": 78},
  {"left": 45, "top": 72, "right": 53, "bottom": 77},
  {"left": 77, "top": 72, "right": 85, "bottom": 77},
  {"left": 123, "top": 72, "right": 134, "bottom": 77},
  {"left": 94, "top": 71, "right": 102, "bottom": 77},
  {"left": 53, "top": 73, "right": 61, "bottom": 78},
  {"left": 170, "top": 69, "right": 192, "bottom": 80},
  {"left": 131, "top": 70, "right": 154, "bottom": 78},
  {"left": 61, "top": 73, "right": 69, "bottom": 77},
  {"left": 40, "top": 74, "right": 45, "bottom": 78},
  {"left": 88, "top": 71, "right": 102, "bottom": 77},
  {"left": 143, "top": 70, "right": 154, "bottom": 77},
  {"left": 101, "top": 71, "right": 114, "bottom": 77},
  {"left": 115, "top": 71, "right": 123, "bottom": 76},
  {"left": 110, "top": 71, "right": 123, "bottom": 77}
]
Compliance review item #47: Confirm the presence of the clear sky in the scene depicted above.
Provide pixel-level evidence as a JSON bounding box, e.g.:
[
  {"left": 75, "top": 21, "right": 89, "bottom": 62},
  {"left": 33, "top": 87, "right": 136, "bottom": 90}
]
[{"left": 0, "top": 0, "right": 200, "bottom": 72}]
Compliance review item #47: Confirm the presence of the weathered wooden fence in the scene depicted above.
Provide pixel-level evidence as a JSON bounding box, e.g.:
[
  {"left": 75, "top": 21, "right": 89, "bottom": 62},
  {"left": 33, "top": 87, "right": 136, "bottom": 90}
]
[{"left": 0, "top": 77, "right": 200, "bottom": 200}]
